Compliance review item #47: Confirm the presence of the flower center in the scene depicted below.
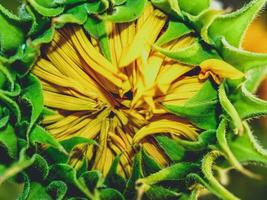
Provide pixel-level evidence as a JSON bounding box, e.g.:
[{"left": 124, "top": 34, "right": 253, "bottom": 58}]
[{"left": 33, "top": 4, "right": 203, "bottom": 177}]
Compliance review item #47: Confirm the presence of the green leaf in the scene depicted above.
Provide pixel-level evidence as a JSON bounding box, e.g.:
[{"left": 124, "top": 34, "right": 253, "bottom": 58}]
[
  {"left": 229, "top": 122, "right": 267, "bottom": 166},
  {"left": 54, "top": 3, "right": 88, "bottom": 27},
  {"left": 0, "top": 87, "right": 21, "bottom": 124},
  {"left": 245, "top": 67, "right": 267, "bottom": 94},
  {"left": 219, "top": 83, "right": 243, "bottom": 133},
  {"left": 175, "top": 129, "right": 216, "bottom": 151},
  {"left": 29, "top": 125, "right": 66, "bottom": 154},
  {"left": 154, "top": 40, "right": 220, "bottom": 66},
  {"left": 100, "top": 188, "right": 125, "bottom": 200},
  {"left": 141, "top": 149, "right": 162, "bottom": 176},
  {"left": 26, "top": 182, "right": 52, "bottom": 200},
  {"left": 216, "top": 119, "right": 253, "bottom": 177},
  {"left": 151, "top": 0, "right": 181, "bottom": 18},
  {"left": 200, "top": 151, "right": 240, "bottom": 200},
  {"left": 178, "top": 0, "right": 210, "bottom": 15},
  {"left": 20, "top": 74, "right": 43, "bottom": 133},
  {"left": 136, "top": 162, "right": 198, "bottom": 187},
  {"left": 105, "top": 155, "right": 126, "bottom": 192},
  {"left": 208, "top": 0, "right": 266, "bottom": 48},
  {"left": 165, "top": 80, "right": 218, "bottom": 130},
  {"left": 49, "top": 164, "right": 94, "bottom": 199},
  {"left": 124, "top": 151, "right": 143, "bottom": 199},
  {"left": 100, "top": 0, "right": 147, "bottom": 23},
  {"left": 231, "top": 82, "right": 267, "bottom": 120},
  {"left": 156, "top": 20, "right": 192, "bottom": 46},
  {"left": 144, "top": 185, "right": 180, "bottom": 200},
  {"left": 84, "top": 17, "right": 111, "bottom": 61},
  {"left": 0, "top": 5, "right": 25, "bottom": 54},
  {"left": 80, "top": 170, "right": 103, "bottom": 192},
  {"left": 0, "top": 124, "right": 17, "bottom": 158},
  {"left": 28, "top": 0, "right": 64, "bottom": 17},
  {"left": 46, "top": 181, "right": 67, "bottom": 200},
  {"left": 25, "top": 154, "right": 49, "bottom": 181},
  {"left": 86, "top": 0, "right": 109, "bottom": 14},
  {"left": 155, "top": 135, "right": 185, "bottom": 162},
  {"left": 218, "top": 38, "right": 267, "bottom": 72},
  {"left": 31, "top": 25, "right": 55, "bottom": 47}
]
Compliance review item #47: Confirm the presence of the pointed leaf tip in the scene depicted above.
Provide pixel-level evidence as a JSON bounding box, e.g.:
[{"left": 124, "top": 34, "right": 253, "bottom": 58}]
[{"left": 208, "top": 0, "right": 267, "bottom": 48}]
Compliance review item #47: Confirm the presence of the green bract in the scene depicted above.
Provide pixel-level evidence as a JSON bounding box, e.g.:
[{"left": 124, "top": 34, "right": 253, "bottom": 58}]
[{"left": 0, "top": 0, "right": 267, "bottom": 199}]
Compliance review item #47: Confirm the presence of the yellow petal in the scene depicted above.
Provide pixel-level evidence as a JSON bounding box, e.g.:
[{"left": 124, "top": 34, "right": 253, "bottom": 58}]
[{"left": 199, "top": 59, "right": 245, "bottom": 84}]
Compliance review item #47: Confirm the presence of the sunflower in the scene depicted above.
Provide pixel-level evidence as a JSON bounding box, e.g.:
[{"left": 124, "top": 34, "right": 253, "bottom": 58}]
[{"left": 1, "top": 0, "right": 267, "bottom": 199}]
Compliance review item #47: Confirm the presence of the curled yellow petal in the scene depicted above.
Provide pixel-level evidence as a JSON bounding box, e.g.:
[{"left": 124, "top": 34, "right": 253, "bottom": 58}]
[{"left": 199, "top": 59, "right": 245, "bottom": 84}]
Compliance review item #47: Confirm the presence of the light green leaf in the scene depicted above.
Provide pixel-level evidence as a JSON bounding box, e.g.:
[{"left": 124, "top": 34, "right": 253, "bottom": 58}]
[
  {"left": 218, "top": 38, "right": 267, "bottom": 72},
  {"left": 165, "top": 80, "right": 218, "bottom": 130},
  {"left": 0, "top": 5, "right": 25, "bottom": 54},
  {"left": 156, "top": 20, "right": 192, "bottom": 46},
  {"left": 154, "top": 40, "right": 220, "bottom": 66},
  {"left": 0, "top": 124, "right": 17, "bottom": 158},
  {"left": 26, "top": 182, "right": 52, "bottom": 200},
  {"left": 54, "top": 3, "right": 88, "bottom": 27},
  {"left": 124, "top": 151, "right": 143, "bottom": 199},
  {"left": 29, "top": 125, "right": 66, "bottom": 154},
  {"left": 84, "top": 17, "right": 111, "bottom": 60},
  {"left": 46, "top": 181, "right": 67, "bottom": 200},
  {"left": 178, "top": 0, "right": 210, "bottom": 15},
  {"left": 100, "top": 188, "right": 125, "bottom": 200},
  {"left": 100, "top": 0, "right": 147, "bottom": 23},
  {"left": 208, "top": 0, "right": 266, "bottom": 48},
  {"left": 229, "top": 122, "right": 267, "bottom": 166},
  {"left": 20, "top": 74, "right": 43, "bottom": 133},
  {"left": 155, "top": 135, "right": 185, "bottom": 162},
  {"left": 201, "top": 151, "right": 240, "bottom": 200},
  {"left": 28, "top": 0, "right": 64, "bottom": 17}
]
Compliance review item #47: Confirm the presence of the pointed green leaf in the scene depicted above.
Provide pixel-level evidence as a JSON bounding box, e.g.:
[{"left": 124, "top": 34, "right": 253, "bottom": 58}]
[
  {"left": 137, "top": 162, "right": 198, "bottom": 187},
  {"left": 232, "top": 82, "right": 267, "bottom": 120},
  {"left": 156, "top": 20, "right": 192, "bottom": 46},
  {"left": 54, "top": 3, "right": 88, "bottom": 27},
  {"left": 86, "top": 0, "right": 109, "bottom": 14},
  {"left": 28, "top": 0, "right": 64, "bottom": 17},
  {"left": 29, "top": 125, "right": 66, "bottom": 154},
  {"left": 155, "top": 135, "right": 185, "bottom": 162},
  {"left": 100, "top": 0, "right": 147, "bottom": 23},
  {"left": 46, "top": 181, "right": 67, "bottom": 200},
  {"left": 201, "top": 151, "right": 240, "bottom": 200},
  {"left": 105, "top": 155, "right": 126, "bottom": 192},
  {"left": 178, "top": 0, "right": 210, "bottom": 15},
  {"left": 144, "top": 185, "right": 180, "bottom": 200},
  {"left": 141, "top": 149, "right": 162, "bottom": 176},
  {"left": 25, "top": 154, "right": 49, "bottom": 181},
  {"left": 229, "top": 122, "right": 267, "bottom": 166},
  {"left": 49, "top": 164, "right": 94, "bottom": 199},
  {"left": 218, "top": 38, "right": 267, "bottom": 72},
  {"left": 155, "top": 40, "right": 220, "bottom": 66},
  {"left": 84, "top": 17, "right": 111, "bottom": 61},
  {"left": 124, "top": 151, "right": 143, "bottom": 199},
  {"left": 151, "top": 0, "right": 181, "bottom": 18},
  {"left": 26, "top": 182, "right": 53, "bottom": 200},
  {"left": 208, "top": 0, "right": 266, "bottom": 47},
  {"left": 175, "top": 129, "right": 216, "bottom": 151},
  {"left": 245, "top": 67, "right": 267, "bottom": 93},
  {"left": 219, "top": 83, "right": 243, "bottom": 133},
  {"left": 0, "top": 5, "right": 25, "bottom": 54},
  {"left": 0, "top": 87, "right": 21, "bottom": 124},
  {"left": 100, "top": 188, "right": 125, "bottom": 200},
  {"left": 0, "top": 124, "right": 17, "bottom": 158},
  {"left": 165, "top": 80, "right": 218, "bottom": 130},
  {"left": 216, "top": 119, "right": 252, "bottom": 177},
  {"left": 20, "top": 74, "right": 43, "bottom": 133}
]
